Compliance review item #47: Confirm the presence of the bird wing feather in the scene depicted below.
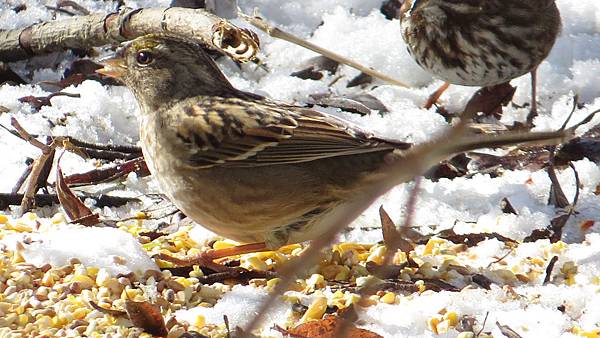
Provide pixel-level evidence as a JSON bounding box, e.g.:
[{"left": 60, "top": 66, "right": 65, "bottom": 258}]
[{"left": 170, "top": 97, "right": 405, "bottom": 168}]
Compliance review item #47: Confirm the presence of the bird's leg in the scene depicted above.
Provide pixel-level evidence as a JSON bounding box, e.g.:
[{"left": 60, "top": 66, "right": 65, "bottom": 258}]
[
  {"left": 205, "top": 242, "right": 269, "bottom": 259},
  {"left": 526, "top": 68, "right": 538, "bottom": 126},
  {"left": 424, "top": 82, "right": 450, "bottom": 109},
  {"left": 155, "top": 242, "right": 268, "bottom": 271}
]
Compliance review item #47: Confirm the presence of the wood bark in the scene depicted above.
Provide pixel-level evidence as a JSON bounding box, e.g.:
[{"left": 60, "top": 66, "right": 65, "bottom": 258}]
[{"left": 0, "top": 7, "right": 259, "bottom": 63}]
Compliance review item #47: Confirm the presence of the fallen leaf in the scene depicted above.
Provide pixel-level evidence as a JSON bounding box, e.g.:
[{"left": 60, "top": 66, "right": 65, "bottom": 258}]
[
  {"left": 125, "top": 300, "right": 168, "bottom": 337},
  {"left": 291, "top": 56, "right": 339, "bottom": 80},
  {"left": 56, "top": 153, "right": 99, "bottom": 226},
  {"left": 285, "top": 315, "right": 383, "bottom": 338},
  {"left": 464, "top": 83, "right": 516, "bottom": 121},
  {"left": 580, "top": 220, "right": 595, "bottom": 231}
]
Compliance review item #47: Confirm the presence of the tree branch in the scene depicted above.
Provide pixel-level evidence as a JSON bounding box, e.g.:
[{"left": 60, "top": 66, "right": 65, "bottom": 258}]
[{"left": 0, "top": 7, "right": 259, "bottom": 63}]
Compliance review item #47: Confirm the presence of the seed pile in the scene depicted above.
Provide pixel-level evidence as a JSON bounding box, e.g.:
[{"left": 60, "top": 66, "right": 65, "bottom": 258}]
[{"left": 0, "top": 212, "right": 595, "bottom": 337}]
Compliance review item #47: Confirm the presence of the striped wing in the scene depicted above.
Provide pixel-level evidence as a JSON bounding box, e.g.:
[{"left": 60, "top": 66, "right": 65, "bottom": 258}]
[{"left": 170, "top": 97, "right": 405, "bottom": 168}]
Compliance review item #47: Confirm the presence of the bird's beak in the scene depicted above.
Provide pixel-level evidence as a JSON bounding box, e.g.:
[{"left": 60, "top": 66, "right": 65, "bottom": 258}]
[{"left": 96, "top": 49, "right": 127, "bottom": 78}]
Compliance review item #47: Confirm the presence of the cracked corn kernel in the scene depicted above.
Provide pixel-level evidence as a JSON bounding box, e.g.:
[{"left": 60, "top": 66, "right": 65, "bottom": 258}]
[
  {"left": 71, "top": 275, "right": 95, "bottom": 289},
  {"left": 194, "top": 314, "right": 205, "bottom": 327},
  {"left": 300, "top": 297, "right": 327, "bottom": 323},
  {"left": 423, "top": 238, "right": 446, "bottom": 256},
  {"left": 212, "top": 240, "right": 236, "bottom": 250},
  {"left": 427, "top": 315, "right": 442, "bottom": 334},
  {"left": 266, "top": 278, "right": 280, "bottom": 291},
  {"left": 242, "top": 256, "right": 268, "bottom": 271},
  {"left": 379, "top": 292, "right": 396, "bottom": 304},
  {"left": 457, "top": 333, "right": 475, "bottom": 338},
  {"left": 366, "top": 246, "right": 387, "bottom": 265},
  {"left": 306, "top": 274, "right": 326, "bottom": 290},
  {"left": 443, "top": 311, "right": 458, "bottom": 327}
]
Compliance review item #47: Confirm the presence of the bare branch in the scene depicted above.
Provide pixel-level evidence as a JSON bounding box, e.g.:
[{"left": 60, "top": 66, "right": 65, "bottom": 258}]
[{"left": 0, "top": 7, "right": 259, "bottom": 63}]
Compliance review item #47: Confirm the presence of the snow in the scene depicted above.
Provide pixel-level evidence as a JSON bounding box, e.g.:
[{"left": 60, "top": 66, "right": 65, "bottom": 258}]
[
  {"left": 2, "top": 224, "right": 158, "bottom": 275},
  {"left": 1, "top": 0, "right": 600, "bottom": 336}
]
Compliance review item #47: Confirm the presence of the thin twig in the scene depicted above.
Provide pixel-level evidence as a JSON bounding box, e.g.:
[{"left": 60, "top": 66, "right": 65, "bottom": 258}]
[{"left": 241, "top": 13, "right": 411, "bottom": 88}]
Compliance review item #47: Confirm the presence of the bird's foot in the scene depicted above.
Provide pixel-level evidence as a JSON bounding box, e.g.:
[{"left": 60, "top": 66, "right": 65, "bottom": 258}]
[
  {"left": 424, "top": 82, "right": 450, "bottom": 109},
  {"left": 154, "top": 242, "right": 269, "bottom": 272}
]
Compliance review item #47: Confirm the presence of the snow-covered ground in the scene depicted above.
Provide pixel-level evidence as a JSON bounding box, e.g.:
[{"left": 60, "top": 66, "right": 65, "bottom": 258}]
[{"left": 1, "top": 0, "right": 600, "bottom": 337}]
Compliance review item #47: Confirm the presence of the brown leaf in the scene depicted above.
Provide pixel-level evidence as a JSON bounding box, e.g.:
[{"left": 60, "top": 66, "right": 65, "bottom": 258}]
[
  {"left": 379, "top": 206, "right": 413, "bottom": 254},
  {"left": 347, "top": 72, "right": 373, "bottom": 88},
  {"left": 89, "top": 300, "right": 127, "bottom": 317},
  {"left": 125, "top": 300, "right": 168, "bottom": 337},
  {"left": 286, "top": 315, "right": 383, "bottom": 338},
  {"left": 496, "top": 321, "right": 523, "bottom": 338},
  {"left": 65, "top": 157, "right": 149, "bottom": 186},
  {"left": 291, "top": 56, "right": 339, "bottom": 80},
  {"left": 308, "top": 93, "right": 389, "bottom": 116},
  {"left": 0, "top": 62, "right": 27, "bottom": 85},
  {"left": 56, "top": 154, "right": 99, "bottom": 226},
  {"left": 19, "top": 92, "right": 80, "bottom": 111},
  {"left": 464, "top": 83, "right": 516, "bottom": 121},
  {"left": 500, "top": 197, "right": 517, "bottom": 215},
  {"left": 428, "top": 229, "right": 517, "bottom": 247}
]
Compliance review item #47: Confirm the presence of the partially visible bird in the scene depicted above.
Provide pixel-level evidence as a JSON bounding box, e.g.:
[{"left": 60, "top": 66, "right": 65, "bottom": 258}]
[
  {"left": 98, "top": 35, "right": 569, "bottom": 268},
  {"left": 400, "top": 0, "right": 561, "bottom": 121}
]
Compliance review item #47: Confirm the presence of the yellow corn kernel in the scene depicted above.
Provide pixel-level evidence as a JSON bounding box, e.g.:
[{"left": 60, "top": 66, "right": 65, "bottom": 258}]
[
  {"left": 18, "top": 314, "right": 29, "bottom": 325},
  {"left": 243, "top": 256, "right": 268, "bottom": 271},
  {"left": 551, "top": 241, "right": 567, "bottom": 254},
  {"left": 300, "top": 297, "right": 327, "bottom": 323},
  {"left": 367, "top": 246, "right": 387, "bottom": 265},
  {"left": 50, "top": 213, "right": 66, "bottom": 224},
  {"left": 175, "top": 277, "right": 194, "bottom": 288},
  {"left": 530, "top": 257, "right": 545, "bottom": 267},
  {"left": 266, "top": 278, "right": 280, "bottom": 291},
  {"left": 194, "top": 314, "right": 206, "bottom": 327},
  {"left": 72, "top": 275, "right": 95, "bottom": 289},
  {"left": 72, "top": 308, "right": 89, "bottom": 320},
  {"left": 415, "top": 280, "right": 426, "bottom": 293},
  {"left": 306, "top": 274, "right": 326, "bottom": 290},
  {"left": 0, "top": 214, "right": 8, "bottom": 224},
  {"left": 427, "top": 315, "right": 443, "bottom": 334},
  {"left": 122, "top": 288, "right": 141, "bottom": 300},
  {"left": 443, "top": 311, "right": 458, "bottom": 327},
  {"left": 423, "top": 238, "right": 446, "bottom": 256},
  {"left": 278, "top": 244, "right": 302, "bottom": 254},
  {"left": 212, "top": 240, "right": 237, "bottom": 250},
  {"left": 379, "top": 292, "right": 396, "bottom": 304}
]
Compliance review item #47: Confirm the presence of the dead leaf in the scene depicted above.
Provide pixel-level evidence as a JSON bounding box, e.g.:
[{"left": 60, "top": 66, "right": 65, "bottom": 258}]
[
  {"left": 19, "top": 92, "right": 80, "bottom": 111},
  {"left": 89, "top": 300, "right": 127, "bottom": 317},
  {"left": 285, "top": 315, "right": 383, "bottom": 338},
  {"left": 379, "top": 206, "right": 413, "bottom": 254},
  {"left": 496, "top": 321, "right": 523, "bottom": 338},
  {"left": 500, "top": 197, "right": 517, "bottom": 215},
  {"left": 308, "top": 93, "right": 389, "bottom": 116},
  {"left": 125, "top": 300, "right": 168, "bottom": 337},
  {"left": 580, "top": 220, "right": 595, "bottom": 231},
  {"left": 291, "top": 56, "right": 339, "bottom": 80},
  {"left": 56, "top": 153, "right": 99, "bottom": 226},
  {"left": 347, "top": 72, "right": 373, "bottom": 88},
  {"left": 464, "top": 83, "right": 516, "bottom": 121}
]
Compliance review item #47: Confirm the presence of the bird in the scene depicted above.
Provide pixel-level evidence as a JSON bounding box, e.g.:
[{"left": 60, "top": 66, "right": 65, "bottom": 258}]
[
  {"left": 97, "top": 35, "right": 570, "bottom": 269},
  {"left": 400, "top": 0, "right": 561, "bottom": 122}
]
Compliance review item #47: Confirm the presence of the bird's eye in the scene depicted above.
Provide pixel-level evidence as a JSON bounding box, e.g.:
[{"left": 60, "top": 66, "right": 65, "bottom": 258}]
[{"left": 135, "top": 50, "right": 154, "bottom": 65}]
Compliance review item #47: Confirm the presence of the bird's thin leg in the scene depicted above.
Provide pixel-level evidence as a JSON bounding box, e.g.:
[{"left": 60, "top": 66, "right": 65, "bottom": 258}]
[
  {"left": 205, "top": 242, "right": 269, "bottom": 259},
  {"left": 526, "top": 68, "right": 538, "bottom": 126},
  {"left": 424, "top": 82, "right": 450, "bottom": 109},
  {"left": 154, "top": 242, "right": 268, "bottom": 271}
]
